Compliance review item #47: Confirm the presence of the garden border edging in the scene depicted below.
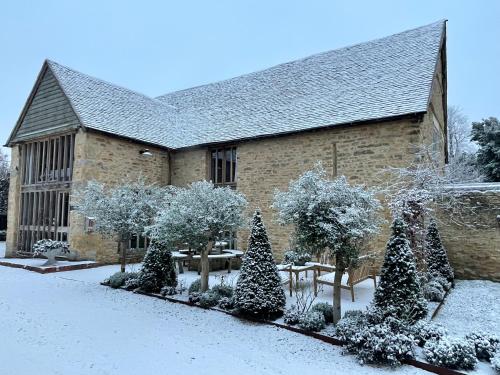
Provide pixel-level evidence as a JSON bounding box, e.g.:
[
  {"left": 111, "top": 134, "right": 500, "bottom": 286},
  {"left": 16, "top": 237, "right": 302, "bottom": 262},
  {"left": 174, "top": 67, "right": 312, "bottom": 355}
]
[{"left": 102, "top": 283, "right": 465, "bottom": 375}]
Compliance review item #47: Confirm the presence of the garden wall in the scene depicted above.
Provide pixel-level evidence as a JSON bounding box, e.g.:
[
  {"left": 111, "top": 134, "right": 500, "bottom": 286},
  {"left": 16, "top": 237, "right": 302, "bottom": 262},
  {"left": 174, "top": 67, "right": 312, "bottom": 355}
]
[{"left": 436, "top": 183, "right": 500, "bottom": 281}]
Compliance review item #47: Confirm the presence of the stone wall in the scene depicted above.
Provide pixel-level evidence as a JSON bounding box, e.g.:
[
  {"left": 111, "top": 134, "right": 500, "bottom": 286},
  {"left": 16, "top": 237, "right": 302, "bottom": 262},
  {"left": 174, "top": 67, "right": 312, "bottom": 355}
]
[
  {"left": 69, "top": 129, "right": 170, "bottom": 263},
  {"left": 435, "top": 184, "right": 500, "bottom": 281}
]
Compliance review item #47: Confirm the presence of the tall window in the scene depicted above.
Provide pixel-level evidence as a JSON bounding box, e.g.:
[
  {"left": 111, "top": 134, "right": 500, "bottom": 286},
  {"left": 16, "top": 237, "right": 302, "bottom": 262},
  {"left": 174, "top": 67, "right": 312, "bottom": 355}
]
[{"left": 210, "top": 147, "right": 237, "bottom": 187}]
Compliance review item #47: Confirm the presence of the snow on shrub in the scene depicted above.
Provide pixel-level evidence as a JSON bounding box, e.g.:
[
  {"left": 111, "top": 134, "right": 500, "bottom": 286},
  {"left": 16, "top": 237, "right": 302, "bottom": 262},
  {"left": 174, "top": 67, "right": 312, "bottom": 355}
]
[
  {"left": 372, "top": 218, "right": 427, "bottom": 323},
  {"left": 33, "top": 239, "right": 70, "bottom": 256},
  {"left": 348, "top": 317, "right": 415, "bottom": 366},
  {"left": 298, "top": 311, "right": 326, "bottom": 332},
  {"left": 198, "top": 291, "right": 221, "bottom": 309},
  {"left": 234, "top": 210, "right": 286, "bottom": 319},
  {"left": 423, "top": 337, "right": 477, "bottom": 370},
  {"left": 410, "top": 320, "right": 448, "bottom": 347},
  {"left": 430, "top": 275, "right": 452, "bottom": 291},
  {"left": 218, "top": 296, "right": 236, "bottom": 310},
  {"left": 425, "top": 219, "right": 454, "bottom": 283},
  {"left": 491, "top": 350, "right": 500, "bottom": 372},
  {"left": 465, "top": 331, "right": 499, "bottom": 361},
  {"left": 282, "top": 250, "right": 311, "bottom": 266},
  {"left": 136, "top": 240, "right": 177, "bottom": 293},
  {"left": 188, "top": 279, "right": 201, "bottom": 294},
  {"left": 160, "top": 286, "right": 177, "bottom": 296},
  {"left": 311, "top": 302, "right": 334, "bottom": 324},
  {"left": 212, "top": 284, "right": 234, "bottom": 298},
  {"left": 423, "top": 279, "right": 445, "bottom": 302},
  {"left": 335, "top": 310, "right": 368, "bottom": 342},
  {"left": 283, "top": 307, "right": 301, "bottom": 325},
  {"left": 107, "top": 272, "right": 138, "bottom": 289}
]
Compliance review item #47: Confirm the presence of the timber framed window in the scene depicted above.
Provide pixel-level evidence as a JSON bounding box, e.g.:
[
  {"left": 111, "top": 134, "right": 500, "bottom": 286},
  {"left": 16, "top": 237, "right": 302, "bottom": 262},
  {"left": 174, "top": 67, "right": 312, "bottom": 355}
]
[
  {"left": 17, "top": 133, "right": 75, "bottom": 253},
  {"left": 210, "top": 146, "right": 237, "bottom": 187}
]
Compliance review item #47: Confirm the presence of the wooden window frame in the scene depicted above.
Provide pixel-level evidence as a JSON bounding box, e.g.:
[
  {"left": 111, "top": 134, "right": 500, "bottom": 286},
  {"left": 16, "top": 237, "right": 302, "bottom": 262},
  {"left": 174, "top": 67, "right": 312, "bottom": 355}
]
[{"left": 209, "top": 146, "right": 237, "bottom": 188}]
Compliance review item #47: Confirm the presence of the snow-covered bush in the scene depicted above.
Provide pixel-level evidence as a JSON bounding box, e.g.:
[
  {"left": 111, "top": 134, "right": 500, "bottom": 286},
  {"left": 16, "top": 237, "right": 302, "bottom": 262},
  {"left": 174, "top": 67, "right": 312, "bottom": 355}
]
[
  {"left": 298, "top": 311, "right": 326, "bottom": 332},
  {"left": 160, "top": 286, "right": 177, "bottom": 296},
  {"left": 188, "top": 279, "right": 201, "bottom": 294},
  {"left": 430, "top": 275, "right": 452, "bottom": 291},
  {"left": 107, "top": 272, "right": 138, "bottom": 289},
  {"left": 75, "top": 178, "right": 168, "bottom": 272},
  {"left": 425, "top": 220, "right": 454, "bottom": 283},
  {"left": 212, "top": 284, "right": 233, "bottom": 298},
  {"left": 218, "top": 296, "right": 236, "bottom": 310},
  {"left": 311, "top": 302, "right": 334, "bottom": 324},
  {"left": 124, "top": 276, "right": 140, "bottom": 290},
  {"left": 188, "top": 292, "right": 201, "bottom": 304},
  {"left": 198, "top": 291, "right": 221, "bottom": 309},
  {"left": 424, "top": 338, "right": 477, "bottom": 370},
  {"left": 410, "top": 320, "right": 448, "bottom": 347},
  {"left": 491, "top": 350, "right": 500, "bottom": 372},
  {"left": 234, "top": 210, "right": 286, "bottom": 319},
  {"left": 273, "top": 165, "right": 383, "bottom": 323},
  {"left": 372, "top": 218, "right": 427, "bottom": 323},
  {"left": 33, "top": 239, "right": 70, "bottom": 265},
  {"left": 423, "top": 279, "right": 445, "bottom": 302},
  {"left": 465, "top": 332, "right": 499, "bottom": 361},
  {"left": 348, "top": 318, "right": 415, "bottom": 366},
  {"left": 135, "top": 241, "right": 177, "bottom": 293},
  {"left": 282, "top": 250, "right": 311, "bottom": 266},
  {"left": 149, "top": 181, "right": 247, "bottom": 292},
  {"left": 283, "top": 306, "right": 301, "bottom": 325}
]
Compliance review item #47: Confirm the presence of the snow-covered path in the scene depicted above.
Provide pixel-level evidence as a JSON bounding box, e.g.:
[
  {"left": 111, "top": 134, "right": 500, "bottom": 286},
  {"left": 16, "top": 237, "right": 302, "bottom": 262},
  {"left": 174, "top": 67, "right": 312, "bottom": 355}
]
[{"left": 0, "top": 265, "right": 424, "bottom": 375}]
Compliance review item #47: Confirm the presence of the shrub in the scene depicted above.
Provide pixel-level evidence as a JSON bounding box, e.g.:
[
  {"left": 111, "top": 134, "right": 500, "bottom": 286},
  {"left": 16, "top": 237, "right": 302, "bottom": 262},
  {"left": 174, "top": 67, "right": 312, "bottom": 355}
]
[
  {"left": 283, "top": 250, "right": 312, "bottom": 266},
  {"left": 298, "top": 311, "right": 326, "bottom": 332},
  {"left": 283, "top": 307, "right": 301, "bottom": 325},
  {"left": 410, "top": 320, "right": 448, "bottom": 347},
  {"left": 350, "top": 321, "right": 415, "bottom": 366},
  {"left": 491, "top": 350, "right": 500, "bottom": 372},
  {"left": 212, "top": 284, "right": 234, "bottom": 298},
  {"left": 108, "top": 272, "right": 138, "bottom": 289},
  {"left": 218, "top": 296, "right": 236, "bottom": 310},
  {"left": 124, "top": 276, "right": 140, "bottom": 290},
  {"left": 423, "top": 337, "right": 477, "bottom": 370},
  {"left": 136, "top": 241, "right": 177, "bottom": 293},
  {"left": 425, "top": 220, "right": 454, "bottom": 283},
  {"left": 188, "top": 292, "right": 201, "bottom": 304},
  {"left": 188, "top": 278, "right": 202, "bottom": 294},
  {"left": 32, "top": 239, "right": 70, "bottom": 256},
  {"left": 160, "top": 286, "right": 177, "bottom": 296},
  {"left": 198, "top": 291, "right": 221, "bottom": 308},
  {"left": 311, "top": 302, "right": 334, "bottom": 324},
  {"left": 335, "top": 310, "right": 367, "bottom": 342},
  {"left": 431, "top": 275, "right": 452, "bottom": 292},
  {"left": 423, "top": 280, "right": 445, "bottom": 302},
  {"left": 465, "top": 332, "right": 499, "bottom": 361}
]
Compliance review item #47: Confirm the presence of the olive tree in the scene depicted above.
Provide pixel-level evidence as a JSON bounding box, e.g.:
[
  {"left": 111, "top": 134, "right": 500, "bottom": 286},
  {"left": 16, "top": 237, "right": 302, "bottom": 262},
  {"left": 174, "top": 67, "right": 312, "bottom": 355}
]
[
  {"left": 149, "top": 181, "right": 247, "bottom": 292},
  {"left": 273, "top": 166, "right": 383, "bottom": 323},
  {"left": 75, "top": 178, "right": 168, "bottom": 272}
]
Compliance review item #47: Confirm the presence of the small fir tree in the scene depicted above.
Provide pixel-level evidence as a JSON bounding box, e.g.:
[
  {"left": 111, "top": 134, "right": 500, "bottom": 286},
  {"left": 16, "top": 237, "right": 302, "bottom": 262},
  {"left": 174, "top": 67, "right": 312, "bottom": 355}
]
[
  {"left": 425, "top": 219, "right": 454, "bottom": 283},
  {"left": 234, "top": 210, "right": 286, "bottom": 319},
  {"left": 137, "top": 240, "right": 177, "bottom": 293},
  {"left": 372, "top": 218, "right": 427, "bottom": 323}
]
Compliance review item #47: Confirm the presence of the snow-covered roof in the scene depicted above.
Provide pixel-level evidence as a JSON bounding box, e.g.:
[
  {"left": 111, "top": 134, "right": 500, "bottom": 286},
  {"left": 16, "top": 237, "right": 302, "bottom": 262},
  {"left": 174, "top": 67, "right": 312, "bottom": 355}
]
[{"left": 47, "top": 21, "right": 445, "bottom": 149}]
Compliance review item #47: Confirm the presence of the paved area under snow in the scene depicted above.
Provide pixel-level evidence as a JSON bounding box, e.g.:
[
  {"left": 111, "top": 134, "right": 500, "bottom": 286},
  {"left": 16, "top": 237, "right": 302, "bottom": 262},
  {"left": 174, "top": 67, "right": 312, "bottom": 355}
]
[{"left": 0, "top": 264, "right": 425, "bottom": 375}]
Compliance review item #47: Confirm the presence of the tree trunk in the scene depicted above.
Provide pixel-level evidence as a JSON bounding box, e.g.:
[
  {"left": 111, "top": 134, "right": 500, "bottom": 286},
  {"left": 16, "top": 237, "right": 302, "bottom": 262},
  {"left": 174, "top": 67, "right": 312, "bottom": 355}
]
[
  {"left": 120, "top": 240, "right": 127, "bottom": 273},
  {"left": 332, "top": 253, "right": 345, "bottom": 324},
  {"left": 200, "top": 240, "right": 213, "bottom": 292}
]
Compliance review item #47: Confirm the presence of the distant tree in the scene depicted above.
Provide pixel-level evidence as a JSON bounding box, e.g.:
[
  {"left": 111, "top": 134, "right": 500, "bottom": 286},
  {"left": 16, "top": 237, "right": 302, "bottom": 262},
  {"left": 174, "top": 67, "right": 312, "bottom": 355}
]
[
  {"left": 0, "top": 151, "right": 9, "bottom": 216},
  {"left": 447, "top": 105, "right": 472, "bottom": 159},
  {"left": 149, "top": 181, "right": 247, "bottom": 292},
  {"left": 273, "top": 165, "right": 383, "bottom": 323},
  {"left": 425, "top": 219, "right": 454, "bottom": 283},
  {"left": 75, "top": 178, "right": 168, "bottom": 272},
  {"left": 471, "top": 117, "right": 500, "bottom": 182},
  {"left": 445, "top": 152, "right": 483, "bottom": 183},
  {"left": 234, "top": 210, "right": 286, "bottom": 318}
]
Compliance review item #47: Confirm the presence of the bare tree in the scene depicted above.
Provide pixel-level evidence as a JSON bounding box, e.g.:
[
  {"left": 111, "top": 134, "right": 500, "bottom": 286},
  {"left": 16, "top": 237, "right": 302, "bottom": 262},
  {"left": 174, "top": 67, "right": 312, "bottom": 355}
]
[{"left": 447, "top": 105, "right": 472, "bottom": 159}]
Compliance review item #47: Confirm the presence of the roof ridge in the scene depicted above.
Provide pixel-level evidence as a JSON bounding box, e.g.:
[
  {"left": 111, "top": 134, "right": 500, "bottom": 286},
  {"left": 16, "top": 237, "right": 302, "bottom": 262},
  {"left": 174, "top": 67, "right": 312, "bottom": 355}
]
[{"left": 156, "top": 19, "right": 446, "bottom": 100}]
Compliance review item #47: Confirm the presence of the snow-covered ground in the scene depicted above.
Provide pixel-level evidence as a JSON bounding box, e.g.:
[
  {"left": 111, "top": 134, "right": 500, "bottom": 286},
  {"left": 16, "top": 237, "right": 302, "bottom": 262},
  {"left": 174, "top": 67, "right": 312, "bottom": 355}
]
[
  {"left": 434, "top": 280, "right": 500, "bottom": 336},
  {"left": 0, "top": 264, "right": 425, "bottom": 375},
  {"left": 0, "top": 241, "right": 5, "bottom": 257}
]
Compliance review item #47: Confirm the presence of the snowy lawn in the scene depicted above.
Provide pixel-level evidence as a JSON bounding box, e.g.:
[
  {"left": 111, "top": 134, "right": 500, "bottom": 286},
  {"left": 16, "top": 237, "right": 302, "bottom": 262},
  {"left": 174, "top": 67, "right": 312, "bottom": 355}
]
[
  {"left": 0, "top": 265, "right": 426, "bottom": 375},
  {"left": 0, "top": 241, "right": 5, "bottom": 257},
  {"left": 434, "top": 280, "right": 500, "bottom": 336}
]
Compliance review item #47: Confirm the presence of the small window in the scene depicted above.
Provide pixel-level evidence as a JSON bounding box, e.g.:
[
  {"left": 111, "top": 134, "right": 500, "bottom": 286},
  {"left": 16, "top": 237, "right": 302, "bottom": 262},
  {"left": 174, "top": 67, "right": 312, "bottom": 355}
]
[{"left": 210, "top": 147, "right": 237, "bottom": 187}]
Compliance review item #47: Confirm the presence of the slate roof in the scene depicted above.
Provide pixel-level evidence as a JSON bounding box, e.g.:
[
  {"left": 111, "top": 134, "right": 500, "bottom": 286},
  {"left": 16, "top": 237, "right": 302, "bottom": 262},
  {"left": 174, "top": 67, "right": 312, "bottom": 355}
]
[{"left": 15, "top": 21, "right": 446, "bottom": 149}]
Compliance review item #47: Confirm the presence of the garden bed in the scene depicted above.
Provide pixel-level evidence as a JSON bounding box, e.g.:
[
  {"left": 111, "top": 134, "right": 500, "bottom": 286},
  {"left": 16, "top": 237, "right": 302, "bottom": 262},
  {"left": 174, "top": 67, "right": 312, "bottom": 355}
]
[{"left": 0, "top": 258, "right": 102, "bottom": 274}]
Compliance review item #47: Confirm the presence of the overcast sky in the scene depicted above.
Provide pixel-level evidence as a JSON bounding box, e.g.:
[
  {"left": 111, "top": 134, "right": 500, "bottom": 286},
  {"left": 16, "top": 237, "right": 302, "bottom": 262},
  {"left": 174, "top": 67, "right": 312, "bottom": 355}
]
[{"left": 1, "top": 0, "right": 499, "bottom": 157}]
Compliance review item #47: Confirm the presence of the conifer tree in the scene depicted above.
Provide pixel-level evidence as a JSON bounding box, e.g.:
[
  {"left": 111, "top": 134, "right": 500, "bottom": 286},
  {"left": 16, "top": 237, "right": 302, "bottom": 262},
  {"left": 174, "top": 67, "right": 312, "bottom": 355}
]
[
  {"left": 425, "top": 219, "right": 454, "bottom": 282},
  {"left": 137, "top": 240, "right": 177, "bottom": 293},
  {"left": 372, "top": 218, "right": 427, "bottom": 323},
  {"left": 234, "top": 210, "right": 286, "bottom": 319}
]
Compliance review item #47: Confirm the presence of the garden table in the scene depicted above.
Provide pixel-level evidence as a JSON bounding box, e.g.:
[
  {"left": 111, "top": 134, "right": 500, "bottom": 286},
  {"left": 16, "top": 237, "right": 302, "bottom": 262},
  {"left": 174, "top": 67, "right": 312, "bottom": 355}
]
[
  {"left": 277, "top": 263, "right": 316, "bottom": 296},
  {"left": 192, "top": 253, "right": 236, "bottom": 274},
  {"left": 172, "top": 251, "right": 189, "bottom": 274}
]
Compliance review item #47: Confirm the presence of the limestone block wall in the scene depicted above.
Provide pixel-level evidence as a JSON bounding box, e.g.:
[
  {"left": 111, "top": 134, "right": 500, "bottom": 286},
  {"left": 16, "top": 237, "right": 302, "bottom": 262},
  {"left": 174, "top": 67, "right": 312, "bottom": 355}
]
[
  {"left": 435, "top": 184, "right": 500, "bottom": 281},
  {"left": 69, "top": 129, "right": 170, "bottom": 263}
]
